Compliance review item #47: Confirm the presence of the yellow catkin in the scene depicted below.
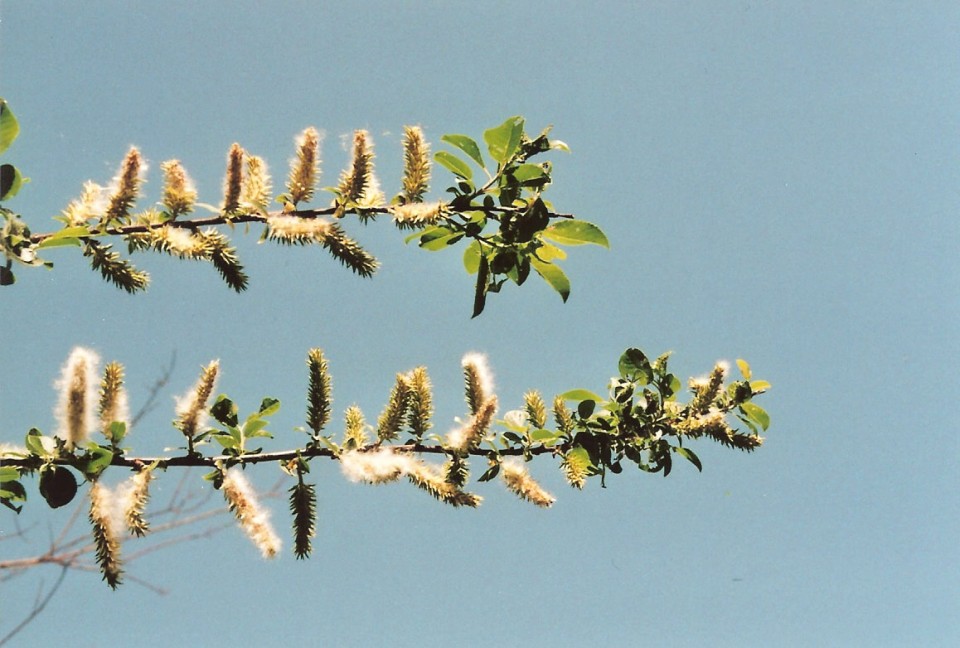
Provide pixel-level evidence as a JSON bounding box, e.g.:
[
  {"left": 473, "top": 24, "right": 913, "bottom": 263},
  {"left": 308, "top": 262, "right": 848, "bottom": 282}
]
[{"left": 501, "top": 458, "right": 555, "bottom": 507}]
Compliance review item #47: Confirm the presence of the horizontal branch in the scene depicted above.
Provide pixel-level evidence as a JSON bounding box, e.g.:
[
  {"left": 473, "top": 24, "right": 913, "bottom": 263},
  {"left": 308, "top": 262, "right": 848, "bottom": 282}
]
[
  {"left": 1, "top": 441, "right": 555, "bottom": 471},
  {"left": 27, "top": 205, "right": 577, "bottom": 244}
]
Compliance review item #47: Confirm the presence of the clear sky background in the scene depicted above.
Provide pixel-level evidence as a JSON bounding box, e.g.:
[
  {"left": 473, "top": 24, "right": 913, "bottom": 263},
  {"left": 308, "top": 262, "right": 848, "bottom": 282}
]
[{"left": 1, "top": 2, "right": 958, "bottom": 646}]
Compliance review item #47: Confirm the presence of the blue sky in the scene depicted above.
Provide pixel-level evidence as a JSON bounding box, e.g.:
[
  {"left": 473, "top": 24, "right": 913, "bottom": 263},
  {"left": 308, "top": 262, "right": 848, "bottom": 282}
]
[{"left": 2, "top": 2, "right": 958, "bottom": 646}]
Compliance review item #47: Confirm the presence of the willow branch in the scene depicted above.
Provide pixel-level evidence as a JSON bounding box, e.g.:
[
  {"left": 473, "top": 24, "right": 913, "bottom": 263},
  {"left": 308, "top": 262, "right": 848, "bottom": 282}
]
[{"left": 27, "top": 205, "right": 576, "bottom": 244}]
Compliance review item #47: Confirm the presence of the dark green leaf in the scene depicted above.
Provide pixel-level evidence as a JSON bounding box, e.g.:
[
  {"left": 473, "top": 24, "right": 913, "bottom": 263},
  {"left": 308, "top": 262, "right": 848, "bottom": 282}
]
[
  {"left": 211, "top": 395, "right": 238, "bottom": 427},
  {"left": 477, "top": 463, "right": 500, "bottom": 482},
  {"left": 0, "top": 265, "right": 14, "bottom": 286},
  {"left": 577, "top": 400, "right": 596, "bottom": 419},
  {"left": 472, "top": 253, "right": 490, "bottom": 318},
  {"left": 1, "top": 164, "right": 22, "bottom": 201},
  {"left": 39, "top": 466, "right": 78, "bottom": 508},
  {"left": 441, "top": 134, "right": 485, "bottom": 169}
]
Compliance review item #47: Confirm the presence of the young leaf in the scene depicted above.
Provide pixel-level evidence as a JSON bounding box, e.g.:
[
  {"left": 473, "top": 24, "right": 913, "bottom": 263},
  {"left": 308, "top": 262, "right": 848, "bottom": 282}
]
[
  {"left": 484, "top": 116, "right": 524, "bottom": 165},
  {"left": 736, "top": 358, "right": 752, "bottom": 380},
  {"left": 740, "top": 402, "right": 770, "bottom": 431},
  {"left": 463, "top": 239, "right": 481, "bottom": 274},
  {"left": 542, "top": 220, "right": 610, "bottom": 248},
  {"left": 441, "top": 134, "right": 485, "bottom": 169}
]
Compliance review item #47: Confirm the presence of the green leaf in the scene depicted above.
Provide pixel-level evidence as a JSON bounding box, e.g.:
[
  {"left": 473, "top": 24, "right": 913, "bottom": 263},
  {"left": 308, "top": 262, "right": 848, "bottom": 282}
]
[
  {"left": 1, "top": 163, "right": 22, "bottom": 201},
  {"left": 749, "top": 380, "right": 771, "bottom": 393},
  {"left": 674, "top": 446, "right": 703, "bottom": 472},
  {"left": 434, "top": 151, "right": 473, "bottom": 181},
  {"left": 37, "top": 226, "right": 90, "bottom": 250},
  {"left": 441, "top": 134, "right": 485, "bottom": 169},
  {"left": 78, "top": 445, "right": 114, "bottom": 479},
  {"left": 1, "top": 480, "right": 26, "bottom": 512},
  {"left": 108, "top": 421, "right": 127, "bottom": 444},
  {"left": 484, "top": 116, "right": 524, "bottom": 165},
  {"left": 512, "top": 163, "right": 549, "bottom": 187},
  {"left": 542, "top": 219, "right": 609, "bottom": 248},
  {"left": 740, "top": 403, "right": 770, "bottom": 431},
  {"left": 530, "top": 256, "right": 570, "bottom": 302},
  {"left": 242, "top": 417, "right": 271, "bottom": 438},
  {"left": 536, "top": 242, "right": 567, "bottom": 262},
  {"left": 212, "top": 434, "right": 239, "bottom": 450},
  {"left": 560, "top": 389, "right": 603, "bottom": 402},
  {"left": 25, "top": 429, "right": 55, "bottom": 457},
  {"left": 0, "top": 466, "right": 20, "bottom": 480},
  {"left": 0, "top": 99, "right": 19, "bottom": 155},
  {"left": 530, "top": 429, "right": 560, "bottom": 444},
  {"left": 463, "top": 240, "right": 481, "bottom": 274},
  {"left": 419, "top": 227, "right": 462, "bottom": 251},
  {"left": 259, "top": 397, "right": 281, "bottom": 417},
  {"left": 39, "top": 466, "right": 78, "bottom": 509},
  {"left": 618, "top": 348, "right": 653, "bottom": 383}
]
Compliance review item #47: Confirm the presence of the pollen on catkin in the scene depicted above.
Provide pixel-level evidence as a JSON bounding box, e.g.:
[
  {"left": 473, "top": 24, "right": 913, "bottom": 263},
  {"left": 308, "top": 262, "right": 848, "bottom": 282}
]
[
  {"left": 119, "top": 468, "right": 153, "bottom": 537},
  {"left": 446, "top": 395, "right": 498, "bottom": 452},
  {"left": 338, "top": 130, "right": 382, "bottom": 206},
  {"left": 339, "top": 448, "right": 418, "bottom": 484},
  {"left": 160, "top": 159, "right": 197, "bottom": 218},
  {"left": 98, "top": 361, "right": 129, "bottom": 442},
  {"left": 265, "top": 214, "right": 333, "bottom": 245},
  {"left": 62, "top": 181, "right": 108, "bottom": 225},
  {"left": 54, "top": 347, "right": 101, "bottom": 450},
  {"left": 390, "top": 201, "right": 446, "bottom": 229},
  {"left": 88, "top": 481, "right": 123, "bottom": 588},
  {"left": 501, "top": 458, "right": 555, "bottom": 507},
  {"left": 221, "top": 469, "right": 281, "bottom": 559},
  {"left": 241, "top": 154, "right": 272, "bottom": 214},
  {"left": 174, "top": 360, "right": 219, "bottom": 440},
  {"left": 103, "top": 147, "right": 147, "bottom": 225},
  {"left": 400, "top": 125, "right": 431, "bottom": 203},
  {"left": 287, "top": 127, "right": 321, "bottom": 205},
  {"left": 461, "top": 352, "right": 495, "bottom": 416}
]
